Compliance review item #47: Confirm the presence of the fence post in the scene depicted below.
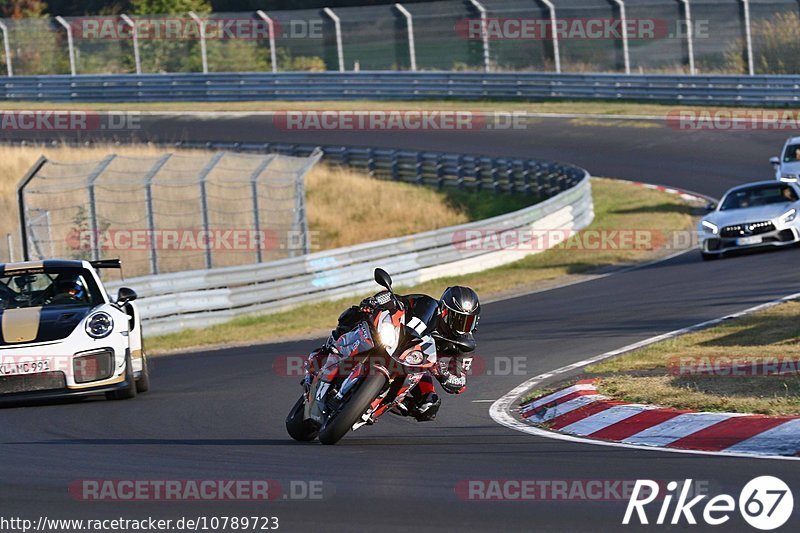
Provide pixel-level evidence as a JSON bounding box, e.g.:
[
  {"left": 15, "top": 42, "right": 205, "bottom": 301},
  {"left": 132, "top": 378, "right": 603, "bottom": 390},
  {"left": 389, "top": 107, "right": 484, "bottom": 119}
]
[
  {"left": 188, "top": 11, "right": 209, "bottom": 74},
  {"left": 467, "top": 0, "right": 491, "bottom": 72},
  {"left": 16, "top": 156, "right": 47, "bottom": 261},
  {"left": 291, "top": 148, "right": 323, "bottom": 257},
  {"left": 393, "top": 3, "right": 417, "bottom": 71},
  {"left": 323, "top": 8, "right": 345, "bottom": 72},
  {"left": 54, "top": 16, "right": 76, "bottom": 76},
  {"left": 539, "top": 0, "right": 561, "bottom": 73},
  {"left": 86, "top": 155, "right": 117, "bottom": 262},
  {"left": 143, "top": 153, "right": 172, "bottom": 274},
  {"left": 741, "top": 0, "right": 754, "bottom": 75},
  {"left": 197, "top": 152, "right": 224, "bottom": 269},
  {"left": 0, "top": 19, "right": 12, "bottom": 76},
  {"left": 256, "top": 10, "right": 278, "bottom": 73},
  {"left": 120, "top": 14, "right": 141, "bottom": 75},
  {"left": 248, "top": 154, "right": 277, "bottom": 263},
  {"left": 6, "top": 233, "right": 13, "bottom": 262},
  {"left": 678, "top": 0, "right": 696, "bottom": 75},
  {"left": 612, "top": 0, "right": 630, "bottom": 74}
]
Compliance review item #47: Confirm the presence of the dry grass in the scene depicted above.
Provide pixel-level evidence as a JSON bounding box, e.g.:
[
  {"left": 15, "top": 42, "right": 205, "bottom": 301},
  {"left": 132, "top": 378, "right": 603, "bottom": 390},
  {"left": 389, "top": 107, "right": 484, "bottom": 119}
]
[
  {"left": 587, "top": 301, "right": 800, "bottom": 415},
  {"left": 305, "top": 164, "right": 468, "bottom": 249},
  {"left": 0, "top": 145, "right": 474, "bottom": 261}
]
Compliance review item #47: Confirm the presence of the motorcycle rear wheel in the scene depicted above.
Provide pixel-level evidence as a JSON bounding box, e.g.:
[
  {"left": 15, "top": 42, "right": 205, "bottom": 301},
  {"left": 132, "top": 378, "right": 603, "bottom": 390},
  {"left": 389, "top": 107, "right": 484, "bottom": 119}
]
[
  {"left": 318, "top": 371, "right": 386, "bottom": 445},
  {"left": 286, "top": 395, "right": 320, "bottom": 442}
]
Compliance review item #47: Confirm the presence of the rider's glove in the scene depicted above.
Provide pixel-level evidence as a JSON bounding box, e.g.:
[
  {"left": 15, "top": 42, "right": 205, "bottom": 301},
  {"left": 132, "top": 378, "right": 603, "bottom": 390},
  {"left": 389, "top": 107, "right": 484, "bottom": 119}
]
[{"left": 436, "top": 358, "right": 467, "bottom": 394}]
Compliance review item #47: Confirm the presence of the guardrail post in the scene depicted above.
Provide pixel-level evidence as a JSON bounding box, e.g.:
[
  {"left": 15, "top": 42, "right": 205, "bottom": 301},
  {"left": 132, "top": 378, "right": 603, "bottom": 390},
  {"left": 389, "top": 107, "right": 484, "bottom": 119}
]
[
  {"left": 741, "top": 0, "right": 754, "bottom": 75},
  {"left": 256, "top": 11, "right": 278, "bottom": 73},
  {"left": 612, "top": 0, "right": 630, "bottom": 74},
  {"left": 188, "top": 11, "right": 209, "bottom": 74},
  {"left": 249, "top": 154, "right": 276, "bottom": 263},
  {"left": 539, "top": 0, "right": 561, "bottom": 73},
  {"left": 120, "top": 14, "right": 141, "bottom": 75},
  {"left": 54, "top": 16, "right": 76, "bottom": 76},
  {"left": 435, "top": 154, "right": 445, "bottom": 190},
  {"left": 367, "top": 148, "right": 376, "bottom": 176},
  {"left": 678, "top": 0, "right": 696, "bottom": 75},
  {"left": 86, "top": 155, "right": 117, "bottom": 262},
  {"left": 198, "top": 152, "right": 224, "bottom": 269},
  {"left": 0, "top": 19, "right": 13, "bottom": 76},
  {"left": 467, "top": 0, "right": 491, "bottom": 71},
  {"left": 390, "top": 151, "right": 399, "bottom": 180},
  {"left": 393, "top": 3, "right": 417, "bottom": 71},
  {"left": 143, "top": 154, "right": 172, "bottom": 274},
  {"left": 415, "top": 153, "right": 424, "bottom": 184},
  {"left": 323, "top": 8, "right": 345, "bottom": 72}
]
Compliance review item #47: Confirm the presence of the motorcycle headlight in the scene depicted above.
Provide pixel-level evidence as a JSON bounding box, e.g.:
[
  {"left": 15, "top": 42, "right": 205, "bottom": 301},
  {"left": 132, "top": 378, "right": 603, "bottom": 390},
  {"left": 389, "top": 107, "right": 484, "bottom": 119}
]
[
  {"left": 701, "top": 220, "right": 719, "bottom": 235},
  {"left": 85, "top": 312, "right": 114, "bottom": 339},
  {"left": 377, "top": 313, "right": 399, "bottom": 355},
  {"left": 402, "top": 350, "right": 425, "bottom": 365},
  {"left": 781, "top": 208, "right": 797, "bottom": 224}
]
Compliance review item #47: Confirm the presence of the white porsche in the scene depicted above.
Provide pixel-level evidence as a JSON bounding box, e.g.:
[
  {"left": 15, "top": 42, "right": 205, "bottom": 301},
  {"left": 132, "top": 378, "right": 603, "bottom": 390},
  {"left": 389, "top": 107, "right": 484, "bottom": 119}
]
[
  {"left": 698, "top": 181, "right": 800, "bottom": 260},
  {"left": 0, "top": 259, "right": 149, "bottom": 402}
]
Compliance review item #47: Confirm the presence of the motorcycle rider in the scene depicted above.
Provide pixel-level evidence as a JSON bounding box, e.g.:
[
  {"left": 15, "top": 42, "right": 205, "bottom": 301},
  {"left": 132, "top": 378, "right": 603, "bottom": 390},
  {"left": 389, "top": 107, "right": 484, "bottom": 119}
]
[{"left": 306, "top": 285, "right": 480, "bottom": 422}]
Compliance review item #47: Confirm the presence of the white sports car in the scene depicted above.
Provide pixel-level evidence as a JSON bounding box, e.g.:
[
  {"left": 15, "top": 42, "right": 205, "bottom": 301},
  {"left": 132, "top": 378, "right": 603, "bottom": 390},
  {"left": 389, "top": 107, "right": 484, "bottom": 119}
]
[
  {"left": 698, "top": 181, "right": 800, "bottom": 260},
  {"left": 0, "top": 259, "right": 149, "bottom": 402},
  {"left": 770, "top": 136, "right": 800, "bottom": 182}
]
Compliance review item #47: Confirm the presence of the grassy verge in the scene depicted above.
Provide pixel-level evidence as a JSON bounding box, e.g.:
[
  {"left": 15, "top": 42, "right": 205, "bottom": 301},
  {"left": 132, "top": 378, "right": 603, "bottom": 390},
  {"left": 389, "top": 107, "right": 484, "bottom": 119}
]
[
  {"left": 148, "top": 177, "right": 697, "bottom": 353},
  {"left": 0, "top": 100, "right": 787, "bottom": 117},
  {"left": 582, "top": 301, "right": 800, "bottom": 415}
]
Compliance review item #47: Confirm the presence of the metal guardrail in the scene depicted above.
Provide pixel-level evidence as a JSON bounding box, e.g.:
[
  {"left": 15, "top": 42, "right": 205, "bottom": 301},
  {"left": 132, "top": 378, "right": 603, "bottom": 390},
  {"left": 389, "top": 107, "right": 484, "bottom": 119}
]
[
  {"left": 107, "top": 171, "right": 593, "bottom": 336},
  {"left": 1, "top": 72, "right": 799, "bottom": 106}
]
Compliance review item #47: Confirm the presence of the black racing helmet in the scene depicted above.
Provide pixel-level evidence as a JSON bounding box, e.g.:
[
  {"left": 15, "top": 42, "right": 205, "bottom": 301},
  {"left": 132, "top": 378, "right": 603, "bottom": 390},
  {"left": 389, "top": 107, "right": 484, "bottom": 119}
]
[{"left": 439, "top": 286, "right": 480, "bottom": 336}]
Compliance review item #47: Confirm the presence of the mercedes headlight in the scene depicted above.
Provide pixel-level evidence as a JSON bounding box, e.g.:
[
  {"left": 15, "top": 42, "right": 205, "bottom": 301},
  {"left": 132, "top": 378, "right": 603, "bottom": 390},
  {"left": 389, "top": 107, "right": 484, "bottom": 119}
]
[
  {"left": 376, "top": 313, "right": 399, "bottom": 355},
  {"left": 781, "top": 208, "right": 797, "bottom": 224},
  {"left": 701, "top": 220, "right": 719, "bottom": 235},
  {"left": 85, "top": 312, "right": 114, "bottom": 339}
]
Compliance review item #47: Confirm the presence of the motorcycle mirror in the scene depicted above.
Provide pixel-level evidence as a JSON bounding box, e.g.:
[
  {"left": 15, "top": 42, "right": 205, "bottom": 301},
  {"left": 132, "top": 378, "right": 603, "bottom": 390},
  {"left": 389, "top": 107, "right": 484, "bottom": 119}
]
[{"left": 374, "top": 268, "right": 393, "bottom": 291}]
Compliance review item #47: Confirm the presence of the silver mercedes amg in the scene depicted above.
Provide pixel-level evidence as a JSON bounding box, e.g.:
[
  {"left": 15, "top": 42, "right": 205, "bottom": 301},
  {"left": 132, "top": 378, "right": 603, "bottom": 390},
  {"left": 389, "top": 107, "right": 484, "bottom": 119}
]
[{"left": 699, "top": 181, "right": 800, "bottom": 260}]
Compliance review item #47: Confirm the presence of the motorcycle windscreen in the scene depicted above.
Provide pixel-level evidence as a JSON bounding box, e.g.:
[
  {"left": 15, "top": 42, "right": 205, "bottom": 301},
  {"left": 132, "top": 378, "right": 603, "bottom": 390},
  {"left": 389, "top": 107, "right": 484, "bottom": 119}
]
[{"left": 333, "top": 320, "right": 375, "bottom": 358}]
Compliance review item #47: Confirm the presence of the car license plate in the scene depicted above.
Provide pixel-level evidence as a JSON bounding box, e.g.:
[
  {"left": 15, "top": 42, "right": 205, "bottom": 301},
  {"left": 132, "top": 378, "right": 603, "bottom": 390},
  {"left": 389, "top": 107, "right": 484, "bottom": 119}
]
[
  {"left": 0, "top": 359, "right": 51, "bottom": 376},
  {"left": 737, "top": 236, "right": 762, "bottom": 246}
]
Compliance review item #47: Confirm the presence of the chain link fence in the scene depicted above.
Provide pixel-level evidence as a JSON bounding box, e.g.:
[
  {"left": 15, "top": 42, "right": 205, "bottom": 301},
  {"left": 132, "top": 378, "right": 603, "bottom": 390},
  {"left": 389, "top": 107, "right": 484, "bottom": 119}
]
[
  {"left": 1, "top": 1, "right": 800, "bottom": 76},
  {"left": 17, "top": 150, "right": 320, "bottom": 278}
]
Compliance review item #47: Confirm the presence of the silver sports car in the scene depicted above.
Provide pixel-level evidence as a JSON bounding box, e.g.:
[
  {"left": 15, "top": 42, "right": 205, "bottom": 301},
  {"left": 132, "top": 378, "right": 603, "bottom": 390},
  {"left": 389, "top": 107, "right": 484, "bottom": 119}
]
[{"left": 699, "top": 181, "right": 800, "bottom": 260}]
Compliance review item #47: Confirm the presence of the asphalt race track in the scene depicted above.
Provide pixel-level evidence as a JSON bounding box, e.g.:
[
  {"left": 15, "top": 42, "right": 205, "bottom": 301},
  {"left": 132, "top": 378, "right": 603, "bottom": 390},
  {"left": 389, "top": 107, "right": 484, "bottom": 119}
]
[{"left": 2, "top": 115, "right": 799, "bottom": 531}]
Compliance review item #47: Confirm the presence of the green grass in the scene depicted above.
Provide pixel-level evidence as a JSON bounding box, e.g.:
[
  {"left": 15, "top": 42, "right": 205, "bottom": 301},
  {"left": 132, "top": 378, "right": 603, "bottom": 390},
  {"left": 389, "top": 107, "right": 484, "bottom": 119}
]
[
  {"left": 584, "top": 301, "right": 800, "bottom": 415},
  {"left": 147, "top": 177, "right": 697, "bottom": 354}
]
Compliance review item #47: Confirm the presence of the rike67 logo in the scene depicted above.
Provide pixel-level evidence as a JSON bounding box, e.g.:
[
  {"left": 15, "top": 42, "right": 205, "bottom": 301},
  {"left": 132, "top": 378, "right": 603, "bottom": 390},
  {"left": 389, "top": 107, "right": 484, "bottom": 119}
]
[{"left": 623, "top": 477, "right": 793, "bottom": 530}]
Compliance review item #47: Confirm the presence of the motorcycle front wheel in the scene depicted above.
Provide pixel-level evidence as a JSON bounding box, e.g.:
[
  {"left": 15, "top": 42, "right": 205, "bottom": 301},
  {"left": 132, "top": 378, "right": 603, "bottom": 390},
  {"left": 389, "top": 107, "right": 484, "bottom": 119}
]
[
  {"left": 318, "top": 371, "right": 387, "bottom": 445},
  {"left": 286, "top": 395, "right": 320, "bottom": 442}
]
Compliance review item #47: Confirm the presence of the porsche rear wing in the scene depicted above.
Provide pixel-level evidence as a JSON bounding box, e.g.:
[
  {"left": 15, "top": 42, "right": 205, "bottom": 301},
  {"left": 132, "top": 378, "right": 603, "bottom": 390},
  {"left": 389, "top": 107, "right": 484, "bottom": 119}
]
[{"left": 89, "top": 259, "right": 122, "bottom": 269}]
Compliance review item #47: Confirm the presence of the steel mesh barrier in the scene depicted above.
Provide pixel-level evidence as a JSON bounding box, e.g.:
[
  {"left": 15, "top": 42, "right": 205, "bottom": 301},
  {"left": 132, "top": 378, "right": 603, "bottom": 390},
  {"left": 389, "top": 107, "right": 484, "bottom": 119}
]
[
  {"left": 2, "top": 1, "right": 800, "bottom": 75},
  {"left": 18, "top": 151, "right": 320, "bottom": 278}
]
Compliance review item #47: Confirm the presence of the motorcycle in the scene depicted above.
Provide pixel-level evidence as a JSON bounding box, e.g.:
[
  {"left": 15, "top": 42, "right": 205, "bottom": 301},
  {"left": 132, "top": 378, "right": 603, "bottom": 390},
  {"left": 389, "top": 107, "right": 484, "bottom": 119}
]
[{"left": 286, "top": 268, "right": 440, "bottom": 445}]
